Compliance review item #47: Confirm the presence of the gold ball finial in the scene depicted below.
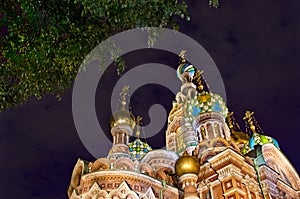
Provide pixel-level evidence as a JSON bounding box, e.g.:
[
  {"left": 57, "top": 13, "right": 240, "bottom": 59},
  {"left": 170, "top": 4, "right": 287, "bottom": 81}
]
[
  {"left": 175, "top": 150, "right": 200, "bottom": 177},
  {"left": 179, "top": 50, "right": 187, "bottom": 63}
]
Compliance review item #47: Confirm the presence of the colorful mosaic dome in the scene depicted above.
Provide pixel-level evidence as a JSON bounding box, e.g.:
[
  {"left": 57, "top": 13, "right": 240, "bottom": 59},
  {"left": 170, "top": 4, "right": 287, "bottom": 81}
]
[
  {"left": 249, "top": 134, "right": 280, "bottom": 150},
  {"left": 128, "top": 139, "right": 152, "bottom": 160},
  {"left": 176, "top": 62, "right": 196, "bottom": 82},
  {"left": 185, "top": 91, "right": 228, "bottom": 123}
]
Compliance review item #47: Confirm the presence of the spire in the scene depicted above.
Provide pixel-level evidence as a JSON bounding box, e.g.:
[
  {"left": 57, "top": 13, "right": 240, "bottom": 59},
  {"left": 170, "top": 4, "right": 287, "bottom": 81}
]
[{"left": 243, "top": 110, "right": 264, "bottom": 136}]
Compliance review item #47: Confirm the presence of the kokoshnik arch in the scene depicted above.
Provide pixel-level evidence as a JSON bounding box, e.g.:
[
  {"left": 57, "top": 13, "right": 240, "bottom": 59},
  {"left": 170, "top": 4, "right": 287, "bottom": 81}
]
[{"left": 68, "top": 52, "right": 300, "bottom": 199}]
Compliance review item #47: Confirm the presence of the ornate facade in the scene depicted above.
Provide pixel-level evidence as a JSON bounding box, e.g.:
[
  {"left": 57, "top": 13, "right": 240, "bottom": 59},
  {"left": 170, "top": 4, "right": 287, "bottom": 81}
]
[{"left": 68, "top": 52, "right": 300, "bottom": 199}]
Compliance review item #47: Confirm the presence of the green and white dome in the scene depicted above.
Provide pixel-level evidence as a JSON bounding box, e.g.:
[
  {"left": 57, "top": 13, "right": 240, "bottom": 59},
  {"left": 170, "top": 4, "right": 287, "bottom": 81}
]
[
  {"left": 128, "top": 139, "right": 152, "bottom": 161},
  {"left": 185, "top": 91, "right": 228, "bottom": 123},
  {"left": 249, "top": 134, "right": 279, "bottom": 149}
]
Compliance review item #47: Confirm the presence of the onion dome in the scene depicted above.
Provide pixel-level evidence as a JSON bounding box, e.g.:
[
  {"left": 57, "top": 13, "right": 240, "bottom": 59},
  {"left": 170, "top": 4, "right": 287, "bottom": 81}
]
[
  {"left": 128, "top": 139, "right": 152, "bottom": 160},
  {"left": 128, "top": 116, "right": 152, "bottom": 160},
  {"left": 175, "top": 150, "right": 200, "bottom": 177},
  {"left": 185, "top": 91, "right": 228, "bottom": 123},
  {"left": 249, "top": 134, "right": 279, "bottom": 150},
  {"left": 231, "top": 131, "right": 250, "bottom": 145},
  {"left": 110, "top": 86, "right": 136, "bottom": 129},
  {"left": 177, "top": 61, "right": 196, "bottom": 82},
  {"left": 243, "top": 110, "right": 280, "bottom": 152},
  {"left": 110, "top": 109, "right": 136, "bottom": 128},
  {"left": 176, "top": 50, "right": 196, "bottom": 82}
]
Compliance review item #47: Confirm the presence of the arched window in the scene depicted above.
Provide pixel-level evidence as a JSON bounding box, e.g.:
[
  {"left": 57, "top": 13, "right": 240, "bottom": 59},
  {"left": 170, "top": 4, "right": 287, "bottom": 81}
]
[
  {"left": 200, "top": 125, "right": 206, "bottom": 140},
  {"left": 206, "top": 123, "right": 213, "bottom": 138},
  {"left": 214, "top": 123, "right": 220, "bottom": 137}
]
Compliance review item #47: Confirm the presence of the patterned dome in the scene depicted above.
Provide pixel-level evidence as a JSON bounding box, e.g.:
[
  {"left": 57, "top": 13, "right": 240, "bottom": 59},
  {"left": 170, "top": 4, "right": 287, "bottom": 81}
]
[
  {"left": 249, "top": 134, "right": 280, "bottom": 150},
  {"left": 185, "top": 91, "right": 228, "bottom": 123},
  {"left": 128, "top": 139, "right": 152, "bottom": 160},
  {"left": 176, "top": 62, "right": 196, "bottom": 82}
]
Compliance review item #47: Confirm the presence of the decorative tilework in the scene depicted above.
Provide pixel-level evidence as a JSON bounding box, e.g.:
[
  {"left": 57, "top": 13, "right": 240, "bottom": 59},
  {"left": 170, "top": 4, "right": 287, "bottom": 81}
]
[
  {"left": 128, "top": 139, "right": 152, "bottom": 160},
  {"left": 185, "top": 91, "right": 228, "bottom": 123}
]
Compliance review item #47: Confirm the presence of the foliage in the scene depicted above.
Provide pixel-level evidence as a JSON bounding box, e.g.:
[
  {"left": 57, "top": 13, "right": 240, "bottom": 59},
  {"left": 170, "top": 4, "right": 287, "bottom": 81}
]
[
  {"left": 209, "top": 0, "right": 220, "bottom": 8},
  {"left": 0, "top": 0, "right": 218, "bottom": 111},
  {"left": 0, "top": 0, "right": 190, "bottom": 111}
]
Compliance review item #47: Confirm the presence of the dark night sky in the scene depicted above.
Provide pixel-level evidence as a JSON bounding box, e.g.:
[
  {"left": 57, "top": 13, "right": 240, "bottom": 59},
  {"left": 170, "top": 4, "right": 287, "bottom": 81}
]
[{"left": 1, "top": 1, "right": 300, "bottom": 198}]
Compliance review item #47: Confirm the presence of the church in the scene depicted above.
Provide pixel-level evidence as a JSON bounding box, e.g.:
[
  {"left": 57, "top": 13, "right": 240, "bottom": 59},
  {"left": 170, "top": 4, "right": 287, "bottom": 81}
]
[{"left": 68, "top": 52, "right": 300, "bottom": 199}]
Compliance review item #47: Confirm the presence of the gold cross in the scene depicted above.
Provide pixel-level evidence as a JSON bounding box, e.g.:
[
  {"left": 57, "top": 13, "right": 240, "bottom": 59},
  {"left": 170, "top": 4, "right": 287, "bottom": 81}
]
[
  {"left": 120, "top": 85, "right": 129, "bottom": 102},
  {"left": 119, "top": 85, "right": 130, "bottom": 109},
  {"left": 136, "top": 116, "right": 142, "bottom": 126},
  {"left": 243, "top": 111, "right": 256, "bottom": 132},
  {"left": 135, "top": 116, "right": 143, "bottom": 138}
]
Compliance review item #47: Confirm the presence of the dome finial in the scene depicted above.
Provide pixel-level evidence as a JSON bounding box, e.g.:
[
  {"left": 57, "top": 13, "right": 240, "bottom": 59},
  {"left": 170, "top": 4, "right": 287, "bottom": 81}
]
[
  {"left": 192, "top": 69, "right": 207, "bottom": 93},
  {"left": 179, "top": 50, "right": 187, "bottom": 63},
  {"left": 243, "top": 110, "right": 265, "bottom": 136},
  {"left": 227, "top": 111, "right": 242, "bottom": 131},
  {"left": 243, "top": 110, "right": 257, "bottom": 134},
  {"left": 120, "top": 85, "right": 130, "bottom": 109},
  {"left": 135, "top": 116, "right": 142, "bottom": 139},
  {"left": 227, "top": 112, "right": 235, "bottom": 129}
]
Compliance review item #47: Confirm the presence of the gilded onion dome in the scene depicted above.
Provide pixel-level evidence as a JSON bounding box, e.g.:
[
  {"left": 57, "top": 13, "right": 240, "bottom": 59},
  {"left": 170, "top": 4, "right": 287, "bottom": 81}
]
[
  {"left": 110, "top": 109, "right": 136, "bottom": 129},
  {"left": 110, "top": 86, "right": 136, "bottom": 129},
  {"left": 231, "top": 131, "right": 250, "bottom": 145},
  {"left": 175, "top": 150, "right": 200, "bottom": 177}
]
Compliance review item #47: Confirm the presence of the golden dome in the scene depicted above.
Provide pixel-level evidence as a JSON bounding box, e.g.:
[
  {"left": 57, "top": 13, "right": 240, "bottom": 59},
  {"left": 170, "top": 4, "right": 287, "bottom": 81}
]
[
  {"left": 110, "top": 109, "right": 136, "bottom": 129},
  {"left": 231, "top": 131, "right": 250, "bottom": 145},
  {"left": 175, "top": 150, "right": 200, "bottom": 177},
  {"left": 110, "top": 86, "right": 136, "bottom": 129}
]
